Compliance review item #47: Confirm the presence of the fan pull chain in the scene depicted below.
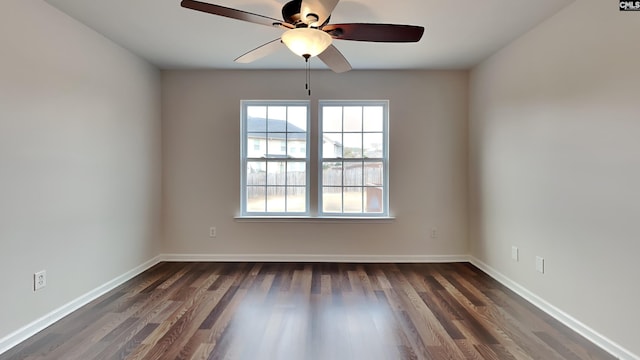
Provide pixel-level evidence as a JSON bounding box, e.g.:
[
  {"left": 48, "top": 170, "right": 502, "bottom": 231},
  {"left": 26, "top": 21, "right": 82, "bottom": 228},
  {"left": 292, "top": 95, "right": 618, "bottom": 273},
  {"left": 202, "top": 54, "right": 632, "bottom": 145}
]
[
  {"left": 308, "top": 59, "right": 311, "bottom": 96},
  {"left": 303, "top": 54, "right": 311, "bottom": 96}
]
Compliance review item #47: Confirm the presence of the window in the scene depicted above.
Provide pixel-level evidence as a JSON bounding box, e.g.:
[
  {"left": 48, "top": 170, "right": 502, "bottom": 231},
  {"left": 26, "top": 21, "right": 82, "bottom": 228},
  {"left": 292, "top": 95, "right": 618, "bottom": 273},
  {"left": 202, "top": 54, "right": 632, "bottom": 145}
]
[
  {"left": 240, "top": 100, "right": 389, "bottom": 218},
  {"left": 319, "top": 101, "right": 388, "bottom": 216},
  {"left": 241, "top": 101, "right": 310, "bottom": 215}
]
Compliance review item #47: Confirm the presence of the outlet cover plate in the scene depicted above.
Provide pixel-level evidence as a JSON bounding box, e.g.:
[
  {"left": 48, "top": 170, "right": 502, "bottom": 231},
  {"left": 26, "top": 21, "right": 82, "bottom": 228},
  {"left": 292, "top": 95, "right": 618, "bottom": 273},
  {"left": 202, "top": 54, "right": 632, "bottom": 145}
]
[
  {"left": 34, "top": 270, "right": 46, "bottom": 291},
  {"left": 536, "top": 256, "right": 545, "bottom": 273}
]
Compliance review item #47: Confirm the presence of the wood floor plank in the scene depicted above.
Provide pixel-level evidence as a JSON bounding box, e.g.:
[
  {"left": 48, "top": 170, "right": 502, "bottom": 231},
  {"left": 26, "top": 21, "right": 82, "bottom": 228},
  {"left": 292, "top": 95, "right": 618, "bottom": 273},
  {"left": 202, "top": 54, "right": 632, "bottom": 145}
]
[
  {"left": 393, "top": 269, "right": 468, "bottom": 359},
  {"left": 0, "top": 262, "right": 618, "bottom": 360},
  {"left": 454, "top": 339, "right": 488, "bottom": 360}
]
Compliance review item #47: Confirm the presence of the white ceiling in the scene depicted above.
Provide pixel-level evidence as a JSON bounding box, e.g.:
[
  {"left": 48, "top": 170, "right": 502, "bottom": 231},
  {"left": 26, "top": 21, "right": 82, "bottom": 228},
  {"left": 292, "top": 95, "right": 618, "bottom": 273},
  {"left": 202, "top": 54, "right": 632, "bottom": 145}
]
[{"left": 44, "top": 0, "right": 572, "bottom": 71}]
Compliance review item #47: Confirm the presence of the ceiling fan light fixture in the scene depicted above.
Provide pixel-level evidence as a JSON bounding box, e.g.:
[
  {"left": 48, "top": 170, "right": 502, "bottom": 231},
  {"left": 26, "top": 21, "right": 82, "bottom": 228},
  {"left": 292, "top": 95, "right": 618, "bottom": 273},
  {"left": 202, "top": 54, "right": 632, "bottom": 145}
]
[{"left": 281, "top": 28, "right": 332, "bottom": 58}]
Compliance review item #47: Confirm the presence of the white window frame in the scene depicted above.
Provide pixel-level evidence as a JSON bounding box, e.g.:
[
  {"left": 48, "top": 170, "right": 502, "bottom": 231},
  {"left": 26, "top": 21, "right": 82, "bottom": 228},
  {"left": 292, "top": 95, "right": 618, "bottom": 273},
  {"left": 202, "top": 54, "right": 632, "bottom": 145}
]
[
  {"left": 318, "top": 100, "right": 390, "bottom": 217},
  {"left": 240, "top": 100, "right": 311, "bottom": 216}
]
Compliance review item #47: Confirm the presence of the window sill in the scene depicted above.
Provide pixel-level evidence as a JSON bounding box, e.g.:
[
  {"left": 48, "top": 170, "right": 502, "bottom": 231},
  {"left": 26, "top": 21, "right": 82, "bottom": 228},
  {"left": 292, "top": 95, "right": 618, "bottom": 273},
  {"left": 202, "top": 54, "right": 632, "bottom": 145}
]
[{"left": 234, "top": 216, "right": 396, "bottom": 223}]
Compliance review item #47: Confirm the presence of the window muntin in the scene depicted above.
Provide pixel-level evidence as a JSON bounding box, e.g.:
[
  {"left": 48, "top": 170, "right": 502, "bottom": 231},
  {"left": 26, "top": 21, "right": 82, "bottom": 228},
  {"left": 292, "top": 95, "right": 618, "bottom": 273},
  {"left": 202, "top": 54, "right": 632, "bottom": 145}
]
[
  {"left": 241, "top": 101, "right": 310, "bottom": 216},
  {"left": 319, "top": 101, "right": 389, "bottom": 217}
]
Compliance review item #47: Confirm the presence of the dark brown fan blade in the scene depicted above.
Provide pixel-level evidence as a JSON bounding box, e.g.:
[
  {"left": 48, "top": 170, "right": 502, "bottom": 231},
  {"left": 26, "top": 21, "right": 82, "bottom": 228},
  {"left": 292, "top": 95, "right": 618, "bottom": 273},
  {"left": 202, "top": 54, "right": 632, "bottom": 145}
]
[
  {"left": 323, "top": 23, "right": 424, "bottom": 42},
  {"left": 235, "top": 39, "right": 285, "bottom": 63},
  {"left": 317, "top": 45, "right": 352, "bottom": 73},
  {"left": 181, "top": 0, "right": 288, "bottom": 28},
  {"left": 300, "top": 0, "right": 340, "bottom": 26}
]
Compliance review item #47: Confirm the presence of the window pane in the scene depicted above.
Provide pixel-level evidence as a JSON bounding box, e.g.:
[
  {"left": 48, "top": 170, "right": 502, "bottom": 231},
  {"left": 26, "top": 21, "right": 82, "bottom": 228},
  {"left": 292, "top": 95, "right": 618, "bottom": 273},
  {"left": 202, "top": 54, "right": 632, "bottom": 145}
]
[
  {"left": 288, "top": 134, "right": 306, "bottom": 158},
  {"left": 364, "top": 162, "right": 384, "bottom": 185},
  {"left": 323, "top": 107, "right": 342, "bottom": 132},
  {"left": 344, "top": 162, "right": 363, "bottom": 186},
  {"left": 247, "top": 106, "right": 266, "bottom": 132},
  {"left": 267, "top": 161, "right": 286, "bottom": 185},
  {"left": 247, "top": 134, "right": 265, "bottom": 157},
  {"left": 266, "top": 186, "right": 286, "bottom": 212},
  {"left": 323, "top": 162, "right": 342, "bottom": 186},
  {"left": 365, "top": 186, "right": 384, "bottom": 213},
  {"left": 247, "top": 162, "right": 266, "bottom": 185},
  {"left": 267, "top": 106, "right": 287, "bottom": 122},
  {"left": 343, "top": 133, "right": 362, "bottom": 158},
  {"left": 287, "top": 106, "right": 307, "bottom": 132},
  {"left": 343, "top": 107, "right": 362, "bottom": 132},
  {"left": 322, "top": 133, "right": 342, "bottom": 158},
  {"left": 286, "top": 187, "right": 306, "bottom": 212},
  {"left": 344, "top": 187, "right": 363, "bottom": 213},
  {"left": 288, "top": 161, "right": 306, "bottom": 175},
  {"left": 267, "top": 122, "right": 286, "bottom": 133},
  {"left": 363, "top": 106, "right": 383, "bottom": 132},
  {"left": 247, "top": 186, "right": 266, "bottom": 212},
  {"left": 322, "top": 187, "right": 342, "bottom": 212},
  {"left": 287, "top": 164, "right": 306, "bottom": 185},
  {"left": 266, "top": 137, "right": 286, "bottom": 157},
  {"left": 363, "top": 133, "right": 383, "bottom": 158}
]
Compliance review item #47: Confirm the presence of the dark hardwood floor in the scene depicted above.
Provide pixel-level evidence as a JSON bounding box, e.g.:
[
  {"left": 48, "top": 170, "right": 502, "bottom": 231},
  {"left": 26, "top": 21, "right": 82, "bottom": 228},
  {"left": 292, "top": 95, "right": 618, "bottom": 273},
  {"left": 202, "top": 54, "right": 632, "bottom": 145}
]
[{"left": 1, "top": 262, "right": 615, "bottom": 360}]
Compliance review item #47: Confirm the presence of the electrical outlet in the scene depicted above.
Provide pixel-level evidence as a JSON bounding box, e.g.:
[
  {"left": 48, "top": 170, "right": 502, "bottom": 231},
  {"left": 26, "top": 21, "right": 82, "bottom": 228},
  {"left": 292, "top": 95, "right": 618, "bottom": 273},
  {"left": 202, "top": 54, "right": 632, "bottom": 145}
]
[
  {"left": 209, "top": 227, "right": 216, "bottom": 238},
  {"left": 511, "top": 246, "right": 519, "bottom": 261},
  {"left": 430, "top": 228, "right": 437, "bottom": 239},
  {"left": 536, "top": 256, "right": 545, "bottom": 274},
  {"left": 34, "top": 270, "right": 46, "bottom": 291}
]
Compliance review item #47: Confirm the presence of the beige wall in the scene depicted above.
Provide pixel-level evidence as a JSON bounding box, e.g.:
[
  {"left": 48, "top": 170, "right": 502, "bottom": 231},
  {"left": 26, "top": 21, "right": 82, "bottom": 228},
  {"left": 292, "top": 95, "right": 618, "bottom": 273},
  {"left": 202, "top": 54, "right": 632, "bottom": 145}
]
[
  {"left": 162, "top": 70, "right": 469, "bottom": 259},
  {"left": 469, "top": 0, "right": 640, "bottom": 357},
  {"left": 0, "top": 0, "right": 161, "bottom": 340}
]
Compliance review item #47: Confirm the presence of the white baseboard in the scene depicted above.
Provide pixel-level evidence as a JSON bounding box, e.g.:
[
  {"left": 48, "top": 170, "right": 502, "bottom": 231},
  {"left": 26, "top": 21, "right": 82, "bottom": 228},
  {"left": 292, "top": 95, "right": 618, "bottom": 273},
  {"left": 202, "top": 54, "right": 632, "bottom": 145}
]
[
  {"left": 469, "top": 256, "right": 638, "bottom": 360},
  {"left": 0, "top": 256, "right": 162, "bottom": 356},
  {"left": 160, "top": 253, "right": 470, "bottom": 263}
]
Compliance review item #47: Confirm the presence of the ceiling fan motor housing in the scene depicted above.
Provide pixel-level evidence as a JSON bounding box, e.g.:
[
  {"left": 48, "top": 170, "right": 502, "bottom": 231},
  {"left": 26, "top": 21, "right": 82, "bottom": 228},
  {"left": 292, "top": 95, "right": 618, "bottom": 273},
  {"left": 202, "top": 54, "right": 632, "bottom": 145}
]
[{"left": 282, "top": 0, "right": 325, "bottom": 27}]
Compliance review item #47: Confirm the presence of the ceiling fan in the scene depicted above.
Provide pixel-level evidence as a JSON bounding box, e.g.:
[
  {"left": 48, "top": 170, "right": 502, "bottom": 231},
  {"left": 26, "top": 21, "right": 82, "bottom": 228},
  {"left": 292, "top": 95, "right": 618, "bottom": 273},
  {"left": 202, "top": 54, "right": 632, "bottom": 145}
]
[{"left": 180, "top": 0, "right": 425, "bottom": 73}]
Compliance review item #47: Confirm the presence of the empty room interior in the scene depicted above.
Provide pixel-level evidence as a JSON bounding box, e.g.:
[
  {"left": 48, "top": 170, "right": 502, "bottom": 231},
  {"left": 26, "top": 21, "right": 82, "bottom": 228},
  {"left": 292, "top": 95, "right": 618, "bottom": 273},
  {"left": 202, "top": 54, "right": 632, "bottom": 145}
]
[{"left": 1, "top": 0, "right": 639, "bottom": 359}]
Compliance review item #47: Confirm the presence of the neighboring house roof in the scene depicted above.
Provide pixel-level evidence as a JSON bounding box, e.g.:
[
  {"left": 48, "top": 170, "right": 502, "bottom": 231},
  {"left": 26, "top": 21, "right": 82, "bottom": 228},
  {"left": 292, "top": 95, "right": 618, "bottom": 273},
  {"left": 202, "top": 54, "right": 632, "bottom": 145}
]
[{"left": 247, "top": 117, "right": 306, "bottom": 140}]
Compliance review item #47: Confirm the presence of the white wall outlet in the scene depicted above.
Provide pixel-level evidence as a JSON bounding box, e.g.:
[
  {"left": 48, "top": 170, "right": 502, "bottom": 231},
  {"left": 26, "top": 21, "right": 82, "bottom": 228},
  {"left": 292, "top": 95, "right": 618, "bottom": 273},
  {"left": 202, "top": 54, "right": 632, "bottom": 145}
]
[
  {"left": 209, "top": 227, "right": 216, "bottom": 238},
  {"left": 430, "top": 228, "right": 437, "bottom": 239},
  {"left": 511, "top": 246, "right": 519, "bottom": 261},
  {"left": 34, "top": 270, "right": 46, "bottom": 291},
  {"left": 536, "top": 256, "right": 545, "bottom": 273}
]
